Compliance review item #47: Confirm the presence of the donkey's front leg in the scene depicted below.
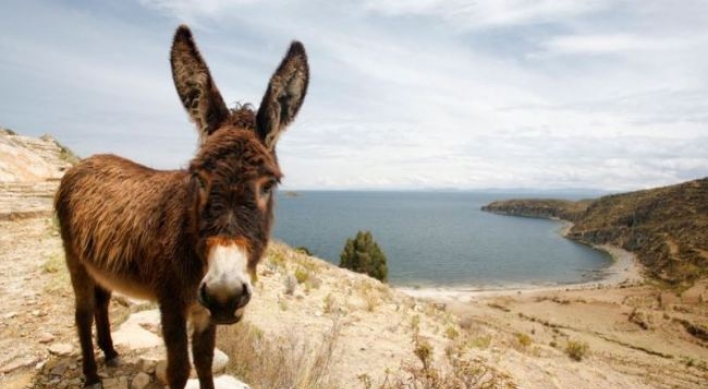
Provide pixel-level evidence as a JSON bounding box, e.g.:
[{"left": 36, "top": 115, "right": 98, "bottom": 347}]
[
  {"left": 192, "top": 322, "right": 216, "bottom": 389},
  {"left": 160, "top": 303, "right": 191, "bottom": 389}
]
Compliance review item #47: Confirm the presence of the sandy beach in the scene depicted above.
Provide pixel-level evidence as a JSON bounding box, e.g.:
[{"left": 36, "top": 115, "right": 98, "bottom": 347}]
[{"left": 394, "top": 226, "right": 708, "bottom": 389}]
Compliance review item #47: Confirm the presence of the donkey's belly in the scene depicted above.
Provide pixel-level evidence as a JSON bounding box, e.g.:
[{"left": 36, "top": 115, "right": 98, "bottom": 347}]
[{"left": 85, "top": 262, "right": 157, "bottom": 301}]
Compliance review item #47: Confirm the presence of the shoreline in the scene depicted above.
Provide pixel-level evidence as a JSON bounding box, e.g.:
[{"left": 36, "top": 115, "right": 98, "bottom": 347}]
[{"left": 398, "top": 221, "right": 644, "bottom": 302}]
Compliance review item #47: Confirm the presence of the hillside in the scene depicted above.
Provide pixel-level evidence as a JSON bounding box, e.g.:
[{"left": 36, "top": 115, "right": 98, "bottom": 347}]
[
  {"left": 482, "top": 178, "right": 708, "bottom": 286},
  {"left": 0, "top": 127, "right": 78, "bottom": 220},
  {"left": 2, "top": 130, "right": 707, "bottom": 389},
  {"left": 481, "top": 198, "right": 593, "bottom": 222}
]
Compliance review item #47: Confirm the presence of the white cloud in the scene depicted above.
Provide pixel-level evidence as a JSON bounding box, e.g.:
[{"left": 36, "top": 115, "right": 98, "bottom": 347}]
[
  {"left": 363, "top": 0, "right": 611, "bottom": 28},
  {"left": 1, "top": 0, "right": 708, "bottom": 191},
  {"left": 542, "top": 33, "right": 707, "bottom": 55},
  {"left": 544, "top": 33, "right": 664, "bottom": 54}
]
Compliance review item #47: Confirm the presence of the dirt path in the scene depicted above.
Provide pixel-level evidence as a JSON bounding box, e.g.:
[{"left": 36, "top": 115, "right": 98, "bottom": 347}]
[
  {"left": 0, "top": 217, "right": 165, "bottom": 389},
  {"left": 0, "top": 217, "right": 75, "bottom": 387},
  {"left": 439, "top": 284, "right": 708, "bottom": 389}
]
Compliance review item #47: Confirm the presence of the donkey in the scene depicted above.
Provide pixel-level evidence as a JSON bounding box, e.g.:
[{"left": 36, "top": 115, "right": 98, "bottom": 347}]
[{"left": 54, "top": 25, "right": 308, "bottom": 389}]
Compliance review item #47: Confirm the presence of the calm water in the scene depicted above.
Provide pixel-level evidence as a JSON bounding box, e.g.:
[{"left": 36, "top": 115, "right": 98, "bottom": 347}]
[{"left": 272, "top": 191, "right": 612, "bottom": 288}]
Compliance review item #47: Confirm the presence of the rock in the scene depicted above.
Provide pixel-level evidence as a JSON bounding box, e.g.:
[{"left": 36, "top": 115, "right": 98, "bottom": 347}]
[
  {"left": 212, "top": 348, "right": 229, "bottom": 373},
  {"left": 138, "top": 355, "right": 159, "bottom": 374},
  {"left": 155, "top": 360, "right": 168, "bottom": 384},
  {"left": 186, "top": 347, "right": 230, "bottom": 375},
  {"left": 0, "top": 355, "right": 42, "bottom": 374},
  {"left": 38, "top": 332, "right": 55, "bottom": 344},
  {"left": 3, "top": 371, "right": 35, "bottom": 389},
  {"left": 103, "top": 376, "right": 128, "bottom": 389},
  {"left": 112, "top": 310, "right": 163, "bottom": 350},
  {"left": 185, "top": 375, "right": 251, "bottom": 389},
  {"left": 112, "top": 293, "right": 146, "bottom": 308},
  {"left": 157, "top": 348, "right": 231, "bottom": 383},
  {"left": 131, "top": 372, "right": 151, "bottom": 389},
  {"left": 48, "top": 343, "right": 73, "bottom": 356},
  {"left": 629, "top": 309, "right": 651, "bottom": 330},
  {"left": 49, "top": 359, "right": 69, "bottom": 376}
]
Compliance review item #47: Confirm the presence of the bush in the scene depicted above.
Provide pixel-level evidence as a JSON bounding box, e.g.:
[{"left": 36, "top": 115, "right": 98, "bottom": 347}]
[
  {"left": 565, "top": 339, "right": 589, "bottom": 361},
  {"left": 363, "top": 334, "right": 515, "bottom": 389},
  {"left": 340, "top": 230, "right": 388, "bottom": 282},
  {"left": 219, "top": 321, "right": 340, "bottom": 389},
  {"left": 515, "top": 333, "right": 532, "bottom": 350},
  {"left": 294, "top": 246, "right": 312, "bottom": 255}
]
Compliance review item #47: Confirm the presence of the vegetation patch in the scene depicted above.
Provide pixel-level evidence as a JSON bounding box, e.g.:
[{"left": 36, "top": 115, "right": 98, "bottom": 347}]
[
  {"left": 218, "top": 321, "right": 340, "bottom": 389},
  {"left": 359, "top": 333, "right": 516, "bottom": 389},
  {"left": 340, "top": 230, "right": 389, "bottom": 282},
  {"left": 565, "top": 339, "right": 589, "bottom": 361}
]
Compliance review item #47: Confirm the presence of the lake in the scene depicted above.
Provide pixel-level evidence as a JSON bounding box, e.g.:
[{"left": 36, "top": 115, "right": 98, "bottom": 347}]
[{"left": 272, "top": 191, "right": 611, "bottom": 288}]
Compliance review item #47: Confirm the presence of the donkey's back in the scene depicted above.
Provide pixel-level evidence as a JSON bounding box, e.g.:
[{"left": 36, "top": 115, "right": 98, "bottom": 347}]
[{"left": 55, "top": 154, "right": 190, "bottom": 300}]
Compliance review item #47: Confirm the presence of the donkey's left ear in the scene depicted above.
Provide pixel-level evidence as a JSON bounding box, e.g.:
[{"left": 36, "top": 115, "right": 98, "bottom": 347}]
[{"left": 256, "top": 41, "right": 309, "bottom": 151}]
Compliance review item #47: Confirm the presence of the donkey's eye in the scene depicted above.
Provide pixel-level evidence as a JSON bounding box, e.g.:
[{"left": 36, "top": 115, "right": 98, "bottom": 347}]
[{"left": 259, "top": 181, "right": 275, "bottom": 199}]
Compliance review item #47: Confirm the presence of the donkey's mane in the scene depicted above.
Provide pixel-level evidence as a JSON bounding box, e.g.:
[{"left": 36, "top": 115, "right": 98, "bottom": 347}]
[{"left": 227, "top": 104, "right": 256, "bottom": 130}]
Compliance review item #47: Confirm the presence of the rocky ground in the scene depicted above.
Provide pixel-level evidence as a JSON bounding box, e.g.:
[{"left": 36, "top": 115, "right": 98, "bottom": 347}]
[
  {"left": 1, "top": 130, "right": 707, "bottom": 389},
  {"left": 4, "top": 212, "right": 707, "bottom": 389}
]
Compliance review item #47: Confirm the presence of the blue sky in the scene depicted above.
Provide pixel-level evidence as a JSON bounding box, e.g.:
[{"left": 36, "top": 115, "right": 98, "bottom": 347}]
[{"left": 2, "top": 0, "right": 707, "bottom": 191}]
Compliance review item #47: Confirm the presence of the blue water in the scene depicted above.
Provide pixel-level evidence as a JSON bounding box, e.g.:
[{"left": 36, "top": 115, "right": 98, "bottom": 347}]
[{"left": 272, "top": 191, "right": 612, "bottom": 288}]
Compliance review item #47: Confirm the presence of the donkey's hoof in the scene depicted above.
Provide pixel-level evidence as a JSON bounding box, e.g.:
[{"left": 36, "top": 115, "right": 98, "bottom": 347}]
[
  {"left": 105, "top": 356, "right": 122, "bottom": 368},
  {"left": 84, "top": 383, "right": 102, "bottom": 389}
]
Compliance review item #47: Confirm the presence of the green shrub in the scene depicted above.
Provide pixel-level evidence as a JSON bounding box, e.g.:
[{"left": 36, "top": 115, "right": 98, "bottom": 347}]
[
  {"left": 294, "top": 267, "right": 309, "bottom": 284},
  {"left": 294, "top": 246, "right": 312, "bottom": 255},
  {"left": 340, "top": 230, "right": 388, "bottom": 282}
]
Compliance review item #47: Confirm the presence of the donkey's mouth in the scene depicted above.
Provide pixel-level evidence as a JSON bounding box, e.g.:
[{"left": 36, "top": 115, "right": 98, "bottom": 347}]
[{"left": 209, "top": 308, "right": 244, "bottom": 325}]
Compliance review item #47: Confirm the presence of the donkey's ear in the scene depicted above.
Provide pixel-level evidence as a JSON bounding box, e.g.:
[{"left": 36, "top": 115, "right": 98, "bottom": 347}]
[
  {"left": 171, "top": 25, "right": 230, "bottom": 144},
  {"left": 256, "top": 41, "right": 309, "bottom": 151}
]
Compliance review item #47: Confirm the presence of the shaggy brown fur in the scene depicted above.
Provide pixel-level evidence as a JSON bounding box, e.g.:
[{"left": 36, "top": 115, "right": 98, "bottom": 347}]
[{"left": 54, "top": 25, "right": 308, "bottom": 389}]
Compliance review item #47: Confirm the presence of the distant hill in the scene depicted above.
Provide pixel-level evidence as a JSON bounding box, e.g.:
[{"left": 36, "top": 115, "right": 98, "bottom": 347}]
[
  {"left": 482, "top": 178, "right": 708, "bottom": 286},
  {"left": 0, "top": 127, "right": 78, "bottom": 182},
  {"left": 0, "top": 127, "right": 78, "bottom": 220}
]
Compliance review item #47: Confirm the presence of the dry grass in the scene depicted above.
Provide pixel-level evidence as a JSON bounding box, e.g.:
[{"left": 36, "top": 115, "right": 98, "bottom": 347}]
[
  {"left": 283, "top": 274, "right": 297, "bottom": 295},
  {"left": 218, "top": 320, "right": 341, "bottom": 389},
  {"left": 41, "top": 253, "right": 63, "bottom": 274},
  {"left": 565, "top": 339, "right": 589, "bottom": 361},
  {"left": 514, "top": 333, "right": 532, "bottom": 351},
  {"left": 323, "top": 293, "right": 337, "bottom": 314},
  {"left": 361, "top": 333, "right": 516, "bottom": 389},
  {"left": 294, "top": 267, "right": 310, "bottom": 284},
  {"left": 361, "top": 285, "right": 381, "bottom": 312},
  {"left": 42, "top": 252, "right": 69, "bottom": 293}
]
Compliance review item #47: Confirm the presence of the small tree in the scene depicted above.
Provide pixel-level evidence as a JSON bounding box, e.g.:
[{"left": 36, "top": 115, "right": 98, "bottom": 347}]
[{"left": 340, "top": 230, "right": 388, "bottom": 282}]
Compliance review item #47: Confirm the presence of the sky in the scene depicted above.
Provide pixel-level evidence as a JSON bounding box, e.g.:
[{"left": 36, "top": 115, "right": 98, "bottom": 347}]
[{"left": 1, "top": 0, "right": 707, "bottom": 191}]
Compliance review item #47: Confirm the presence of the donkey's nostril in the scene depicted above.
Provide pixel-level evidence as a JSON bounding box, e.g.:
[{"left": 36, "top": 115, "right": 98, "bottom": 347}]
[
  {"left": 236, "top": 284, "right": 252, "bottom": 309},
  {"left": 197, "top": 283, "right": 210, "bottom": 306}
]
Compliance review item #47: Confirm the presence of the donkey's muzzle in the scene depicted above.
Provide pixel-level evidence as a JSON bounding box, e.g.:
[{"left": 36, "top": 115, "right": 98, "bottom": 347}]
[
  {"left": 200, "top": 240, "right": 253, "bottom": 324},
  {"left": 198, "top": 281, "right": 251, "bottom": 324}
]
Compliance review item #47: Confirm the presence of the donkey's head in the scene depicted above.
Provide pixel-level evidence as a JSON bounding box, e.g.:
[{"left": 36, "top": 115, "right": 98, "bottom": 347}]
[{"left": 171, "top": 25, "right": 308, "bottom": 324}]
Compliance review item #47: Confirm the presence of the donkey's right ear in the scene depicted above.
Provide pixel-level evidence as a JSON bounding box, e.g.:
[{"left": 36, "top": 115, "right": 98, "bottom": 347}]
[{"left": 171, "top": 25, "right": 229, "bottom": 144}]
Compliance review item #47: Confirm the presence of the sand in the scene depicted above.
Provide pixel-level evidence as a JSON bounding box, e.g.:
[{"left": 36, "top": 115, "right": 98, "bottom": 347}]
[{"left": 395, "top": 232, "right": 708, "bottom": 389}]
